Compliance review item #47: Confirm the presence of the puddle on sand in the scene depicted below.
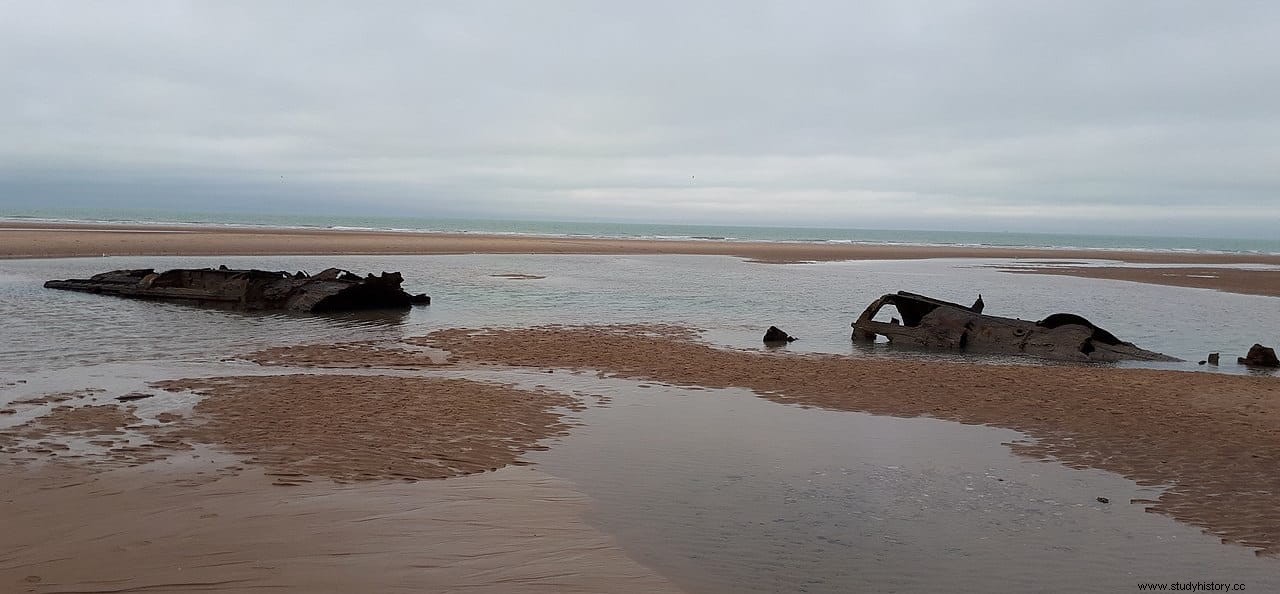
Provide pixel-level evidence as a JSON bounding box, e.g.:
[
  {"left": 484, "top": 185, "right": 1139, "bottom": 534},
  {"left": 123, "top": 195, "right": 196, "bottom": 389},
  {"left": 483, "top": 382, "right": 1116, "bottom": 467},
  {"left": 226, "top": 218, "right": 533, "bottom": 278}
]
[{"left": 481, "top": 371, "right": 1280, "bottom": 594}]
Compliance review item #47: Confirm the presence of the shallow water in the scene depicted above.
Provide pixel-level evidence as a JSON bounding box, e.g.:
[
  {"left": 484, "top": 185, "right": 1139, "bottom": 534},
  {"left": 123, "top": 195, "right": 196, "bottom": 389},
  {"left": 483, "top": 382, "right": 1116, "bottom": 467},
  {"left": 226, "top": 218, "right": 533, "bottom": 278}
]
[
  {"left": 516, "top": 374, "right": 1280, "bottom": 593},
  {"left": 2, "top": 254, "right": 1278, "bottom": 376},
  {"left": 2, "top": 254, "right": 1279, "bottom": 591}
]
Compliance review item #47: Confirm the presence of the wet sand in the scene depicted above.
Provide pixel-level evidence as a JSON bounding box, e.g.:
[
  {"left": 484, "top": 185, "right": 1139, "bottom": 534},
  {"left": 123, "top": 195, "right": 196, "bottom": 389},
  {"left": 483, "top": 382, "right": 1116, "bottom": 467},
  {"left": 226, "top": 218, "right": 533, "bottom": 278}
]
[
  {"left": 403, "top": 325, "right": 1280, "bottom": 556},
  {"left": 999, "top": 264, "right": 1280, "bottom": 298},
  {"left": 154, "top": 375, "right": 579, "bottom": 482},
  {"left": 213, "top": 324, "right": 1280, "bottom": 556},
  {"left": 0, "top": 463, "right": 680, "bottom": 593},
  {"left": 2, "top": 375, "right": 577, "bottom": 480},
  {"left": 0, "top": 374, "right": 677, "bottom": 593}
]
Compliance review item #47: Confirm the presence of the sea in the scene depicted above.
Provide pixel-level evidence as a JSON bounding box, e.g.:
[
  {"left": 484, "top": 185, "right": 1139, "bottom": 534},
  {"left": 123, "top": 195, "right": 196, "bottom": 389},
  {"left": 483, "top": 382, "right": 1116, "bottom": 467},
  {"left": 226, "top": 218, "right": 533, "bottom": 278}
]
[
  {"left": 3, "top": 210, "right": 1280, "bottom": 591},
  {"left": 3, "top": 207, "right": 1280, "bottom": 254}
]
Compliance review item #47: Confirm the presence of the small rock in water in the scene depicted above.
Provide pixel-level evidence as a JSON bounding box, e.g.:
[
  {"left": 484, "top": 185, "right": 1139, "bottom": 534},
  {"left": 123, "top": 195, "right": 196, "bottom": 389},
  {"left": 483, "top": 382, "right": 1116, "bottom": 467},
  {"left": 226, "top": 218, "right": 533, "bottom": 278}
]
[
  {"left": 1096, "top": 497, "right": 1110, "bottom": 504},
  {"left": 1208, "top": 352, "right": 1220, "bottom": 365},
  {"left": 763, "top": 326, "right": 797, "bottom": 344}
]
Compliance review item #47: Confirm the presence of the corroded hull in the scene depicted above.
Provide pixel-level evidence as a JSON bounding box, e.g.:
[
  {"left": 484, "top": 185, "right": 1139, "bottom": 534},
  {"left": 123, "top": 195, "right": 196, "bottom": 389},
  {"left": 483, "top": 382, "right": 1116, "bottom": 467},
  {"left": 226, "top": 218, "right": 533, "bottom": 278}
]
[
  {"left": 44, "top": 267, "right": 429, "bottom": 313},
  {"left": 852, "top": 291, "right": 1178, "bottom": 362}
]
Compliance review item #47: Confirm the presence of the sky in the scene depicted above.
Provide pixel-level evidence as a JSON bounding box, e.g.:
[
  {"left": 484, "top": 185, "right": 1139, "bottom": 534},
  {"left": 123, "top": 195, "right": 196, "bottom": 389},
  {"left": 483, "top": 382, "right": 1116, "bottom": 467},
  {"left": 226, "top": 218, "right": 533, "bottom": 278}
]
[{"left": 2, "top": 1, "right": 1279, "bottom": 237}]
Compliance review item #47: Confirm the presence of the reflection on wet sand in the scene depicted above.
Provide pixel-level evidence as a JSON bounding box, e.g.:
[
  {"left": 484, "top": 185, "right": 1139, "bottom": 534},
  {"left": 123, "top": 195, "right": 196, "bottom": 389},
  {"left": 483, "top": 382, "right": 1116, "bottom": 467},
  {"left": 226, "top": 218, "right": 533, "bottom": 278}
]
[
  {"left": 0, "top": 462, "right": 679, "bottom": 594},
  {"left": 523, "top": 376, "right": 1280, "bottom": 593},
  {"left": 418, "top": 325, "right": 1280, "bottom": 558},
  {"left": 0, "top": 369, "right": 674, "bottom": 593}
]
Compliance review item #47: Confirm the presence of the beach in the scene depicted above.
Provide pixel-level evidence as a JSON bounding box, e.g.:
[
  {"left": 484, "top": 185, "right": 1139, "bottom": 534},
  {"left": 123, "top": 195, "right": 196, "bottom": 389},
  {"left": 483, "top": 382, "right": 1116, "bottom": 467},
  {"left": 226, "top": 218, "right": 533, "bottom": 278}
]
[
  {"left": 2, "top": 235, "right": 1279, "bottom": 592},
  {"left": 10, "top": 0, "right": 1280, "bottom": 589}
]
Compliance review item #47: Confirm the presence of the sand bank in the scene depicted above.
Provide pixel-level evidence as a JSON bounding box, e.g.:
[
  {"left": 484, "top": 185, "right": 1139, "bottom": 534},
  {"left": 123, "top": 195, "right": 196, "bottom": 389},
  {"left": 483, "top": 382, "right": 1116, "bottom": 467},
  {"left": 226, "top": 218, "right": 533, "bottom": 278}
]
[
  {"left": 2, "top": 374, "right": 576, "bottom": 481},
  {"left": 3, "top": 220, "right": 1280, "bottom": 267},
  {"left": 998, "top": 264, "right": 1280, "bottom": 298},
  {"left": 154, "top": 375, "right": 578, "bottom": 481},
  {"left": 395, "top": 325, "right": 1280, "bottom": 556}
]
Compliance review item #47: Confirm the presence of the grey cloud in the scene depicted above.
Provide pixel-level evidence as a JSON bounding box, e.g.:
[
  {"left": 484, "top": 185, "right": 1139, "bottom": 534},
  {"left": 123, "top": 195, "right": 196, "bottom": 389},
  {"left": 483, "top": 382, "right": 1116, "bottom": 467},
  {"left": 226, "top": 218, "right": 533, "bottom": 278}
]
[{"left": 2, "top": 1, "right": 1279, "bottom": 237}]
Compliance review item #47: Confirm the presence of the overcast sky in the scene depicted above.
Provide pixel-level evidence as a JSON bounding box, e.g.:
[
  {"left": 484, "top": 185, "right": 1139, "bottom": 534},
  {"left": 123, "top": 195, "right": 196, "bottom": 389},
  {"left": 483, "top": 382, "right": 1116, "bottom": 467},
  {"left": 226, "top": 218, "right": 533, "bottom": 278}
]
[{"left": 2, "top": 1, "right": 1279, "bottom": 237}]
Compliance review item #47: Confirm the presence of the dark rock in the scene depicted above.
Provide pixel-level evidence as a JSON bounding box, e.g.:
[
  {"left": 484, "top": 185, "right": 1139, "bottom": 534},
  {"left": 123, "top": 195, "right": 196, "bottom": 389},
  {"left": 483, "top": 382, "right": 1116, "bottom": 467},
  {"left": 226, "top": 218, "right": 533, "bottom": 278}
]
[
  {"left": 971, "top": 294, "right": 985, "bottom": 313},
  {"left": 1208, "top": 352, "right": 1220, "bottom": 365},
  {"left": 1237, "top": 344, "right": 1280, "bottom": 367},
  {"left": 763, "top": 326, "right": 797, "bottom": 343},
  {"left": 410, "top": 293, "right": 431, "bottom": 306},
  {"left": 1096, "top": 497, "right": 1109, "bottom": 504},
  {"left": 115, "top": 393, "right": 154, "bottom": 402}
]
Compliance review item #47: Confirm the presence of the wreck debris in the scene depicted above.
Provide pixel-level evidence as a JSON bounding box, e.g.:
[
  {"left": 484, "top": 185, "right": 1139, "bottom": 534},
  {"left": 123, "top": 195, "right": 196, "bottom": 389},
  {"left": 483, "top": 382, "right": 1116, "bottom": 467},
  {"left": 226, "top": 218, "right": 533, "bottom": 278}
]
[
  {"left": 1237, "top": 344, "right": 1280, "bottom": 367},
  {"left": 763, "top": 326, "right": 797, "bottom": 344},
  {"left": 851, "top": 291, "right": 1179, "bottom": 362},
  {"left": 1208, "top": 353, "right": 1220, "bottom": 366},
  {"left": 44, "top": 267, "right": 429, "bottom": 313}
]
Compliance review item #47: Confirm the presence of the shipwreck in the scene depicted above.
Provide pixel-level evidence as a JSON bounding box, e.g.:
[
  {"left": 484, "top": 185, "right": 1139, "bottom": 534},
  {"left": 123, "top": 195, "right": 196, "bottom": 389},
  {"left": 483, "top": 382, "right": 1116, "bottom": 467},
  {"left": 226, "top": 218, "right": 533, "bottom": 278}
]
[
  {"left": 852, "top": 291, "right": 1178, "bottom": 362},
  {"left": 44, "top": 266, "right": 430, "bottom": 313}
]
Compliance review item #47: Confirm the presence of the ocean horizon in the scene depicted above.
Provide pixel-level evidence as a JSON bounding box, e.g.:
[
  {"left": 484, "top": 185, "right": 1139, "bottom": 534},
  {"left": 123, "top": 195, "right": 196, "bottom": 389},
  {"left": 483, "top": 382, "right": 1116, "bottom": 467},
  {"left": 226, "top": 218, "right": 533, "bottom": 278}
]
[{"left": 3, "top": 207, "right": 1278, "bottom": 255}]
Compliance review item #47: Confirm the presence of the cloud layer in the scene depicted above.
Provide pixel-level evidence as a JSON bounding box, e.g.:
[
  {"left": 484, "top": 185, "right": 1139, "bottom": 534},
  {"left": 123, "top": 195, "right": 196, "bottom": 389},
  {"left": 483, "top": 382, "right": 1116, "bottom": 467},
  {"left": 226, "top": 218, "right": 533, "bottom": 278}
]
[{"left": 3, "top": 1, "right": 1279, "bottom": 236}]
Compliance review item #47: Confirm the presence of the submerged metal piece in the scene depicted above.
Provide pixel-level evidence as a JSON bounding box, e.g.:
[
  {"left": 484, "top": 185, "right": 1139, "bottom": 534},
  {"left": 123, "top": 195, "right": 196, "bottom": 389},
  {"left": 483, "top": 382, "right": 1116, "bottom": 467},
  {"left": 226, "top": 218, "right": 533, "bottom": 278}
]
[
  {"left": 852, "top": 291, "right": 1179, "bottom": 362},
  {"left": 44, "top": 266, "right": 427, "bottom": 313}
]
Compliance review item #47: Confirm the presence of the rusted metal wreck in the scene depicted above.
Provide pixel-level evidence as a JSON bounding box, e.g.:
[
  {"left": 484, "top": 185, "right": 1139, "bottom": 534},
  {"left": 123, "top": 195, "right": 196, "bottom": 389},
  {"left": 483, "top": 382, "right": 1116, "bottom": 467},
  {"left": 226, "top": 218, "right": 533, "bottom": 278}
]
[
  {"left": 852, "top": 291, "right": 1178, "bottom": 362},
  {"left": 44, "top": 266, "right": 430, "bottom": 313}
]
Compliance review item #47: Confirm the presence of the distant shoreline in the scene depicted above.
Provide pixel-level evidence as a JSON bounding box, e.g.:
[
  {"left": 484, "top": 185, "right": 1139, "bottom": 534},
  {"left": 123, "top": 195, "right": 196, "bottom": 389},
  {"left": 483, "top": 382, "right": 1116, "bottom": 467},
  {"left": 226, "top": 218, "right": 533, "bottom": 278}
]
[
  {"left": 3, "top": 215, "right": 1277, "bottom": 255},
  {"left": 3, "top": 221, "right": 1279, "bottom": 296}
]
